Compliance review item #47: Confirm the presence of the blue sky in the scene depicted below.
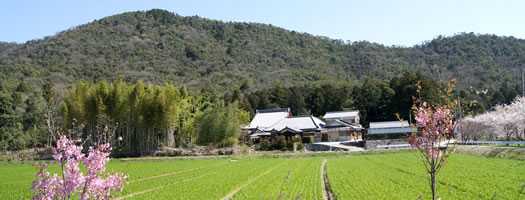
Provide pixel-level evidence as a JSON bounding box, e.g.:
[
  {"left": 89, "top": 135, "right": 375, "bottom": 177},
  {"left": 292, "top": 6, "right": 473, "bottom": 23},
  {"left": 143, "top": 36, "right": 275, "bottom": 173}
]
[{"left": 1, "top": 0, "right": 523, "bottom": 46}]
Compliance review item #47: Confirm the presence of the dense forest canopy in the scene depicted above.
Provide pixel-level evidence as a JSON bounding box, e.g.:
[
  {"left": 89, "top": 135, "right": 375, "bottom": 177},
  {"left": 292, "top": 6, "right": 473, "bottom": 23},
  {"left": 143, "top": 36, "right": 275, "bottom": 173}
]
[
  {"left": 0, "top": 9, "right": 523, "bottom": 151},
  {"left": 0, "top": 10, "right": 522, "bottom": 95}
]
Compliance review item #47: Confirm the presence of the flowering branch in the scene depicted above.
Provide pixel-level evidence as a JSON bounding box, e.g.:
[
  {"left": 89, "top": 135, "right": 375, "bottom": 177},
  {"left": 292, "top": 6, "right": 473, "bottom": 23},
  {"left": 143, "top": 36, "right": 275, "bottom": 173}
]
[{"left": 32, "top": 135, "right": 126, "bottom": 200}]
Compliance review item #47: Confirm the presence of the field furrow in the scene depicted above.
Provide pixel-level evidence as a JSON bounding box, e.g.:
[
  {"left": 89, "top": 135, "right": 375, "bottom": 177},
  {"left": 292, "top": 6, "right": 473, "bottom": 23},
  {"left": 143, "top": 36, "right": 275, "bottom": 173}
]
[
  {"left": 232, "top": 157, "right": 324, "bottom": 200},
  {"left": 327, "top": 152, "right": 525, "bottom": 199},
  {"left": 1, "top": 152, "right": 523, "bottom": 200}
]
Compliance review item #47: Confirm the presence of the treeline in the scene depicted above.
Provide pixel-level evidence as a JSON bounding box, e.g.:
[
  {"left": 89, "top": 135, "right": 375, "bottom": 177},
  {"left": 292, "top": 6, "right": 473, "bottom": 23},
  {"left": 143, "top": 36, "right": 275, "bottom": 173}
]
[
  {"left": 240, "top": 72, "right": 484, "bottom": 126},
  {"left": 0, "top": 80, "right": 48, "bottom": 151},
  {"left": 0, "top": 72, "right": 520, "bottom": 152},
  {"left": 0, "top": 79, "right": 249, "bottom": 153}
]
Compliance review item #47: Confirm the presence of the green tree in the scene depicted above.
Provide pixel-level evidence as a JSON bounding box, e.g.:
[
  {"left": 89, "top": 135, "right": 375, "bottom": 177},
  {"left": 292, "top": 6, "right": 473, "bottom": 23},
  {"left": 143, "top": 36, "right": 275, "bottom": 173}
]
[{"left": 354, "top": 78, "right": 395, "bottom": 126}]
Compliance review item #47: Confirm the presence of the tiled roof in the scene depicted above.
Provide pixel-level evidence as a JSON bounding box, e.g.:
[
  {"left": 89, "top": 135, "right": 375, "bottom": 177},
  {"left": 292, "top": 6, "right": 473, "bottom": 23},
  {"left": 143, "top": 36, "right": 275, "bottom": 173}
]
[
  {"left": 247, "top": 110, "right": 289, "bottom": 129},
  {"left": 270, "top": 116, "right": 325, "bottom": 132}
]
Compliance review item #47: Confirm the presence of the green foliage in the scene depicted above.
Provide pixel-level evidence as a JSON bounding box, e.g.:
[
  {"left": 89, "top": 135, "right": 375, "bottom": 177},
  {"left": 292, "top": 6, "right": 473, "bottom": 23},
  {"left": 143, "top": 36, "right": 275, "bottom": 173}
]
[
  {"left": 245, "top": 72, "right": 466, "bottom": 127},
  {"left": 353, "top": 78, "right": 396, "bottom": 125},
  {"left": 388, "top": 71, "right": 447, "bottom": 122},
  {"left": 0, "top": 10, "right": 521, "bottom": 108},
  {"left": 197, "top": 102, "right": 248, "bottom": 147},
  {"left": 247, "top": 81, "right": 355, "bottom": 116},
  {"left": 0, "top": 80, "right": 46, "bottom": 151},
  {"left": 60, "top": 80, "right": 249, "bottom": 152}
]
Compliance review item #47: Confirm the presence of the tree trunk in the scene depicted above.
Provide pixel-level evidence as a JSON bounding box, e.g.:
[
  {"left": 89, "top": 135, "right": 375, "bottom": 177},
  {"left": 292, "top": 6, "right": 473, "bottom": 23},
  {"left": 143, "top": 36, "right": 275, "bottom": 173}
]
[
  {"left": 430, "top": 169, "right": 436, "bottom": 200},
  {"left": 166, "top": 128, "right": 175, "bottom": 147}
]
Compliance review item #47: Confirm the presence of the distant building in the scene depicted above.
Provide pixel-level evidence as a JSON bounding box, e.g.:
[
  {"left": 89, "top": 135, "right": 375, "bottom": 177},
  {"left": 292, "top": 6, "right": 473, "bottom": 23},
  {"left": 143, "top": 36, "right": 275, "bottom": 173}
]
[
  {"left": 366, "top": 121, "right": 415, "bottom": 149},
  {"left": 243, "top": 108, "right": 325, "bottom": 143},
  {"left": 245, "top": 108, "right": 291, "bottom": 131},
  {"left": 270, "top": 116, "right": 325, "bottom": 142},
  {"left": 243, "top": 108, "right": 291, "bottom": 143},
  {"left": 323, "top": 111, "right": 360, "bottom": 125},
  {"left": 320, "top": 111, "right": 363, "bottom": 142}
]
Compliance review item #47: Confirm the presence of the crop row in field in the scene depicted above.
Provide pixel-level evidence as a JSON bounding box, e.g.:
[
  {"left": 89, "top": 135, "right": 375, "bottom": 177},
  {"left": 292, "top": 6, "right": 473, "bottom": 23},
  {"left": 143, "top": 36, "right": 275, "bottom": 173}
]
[
  {"left": 232, "top": 157, "right": 324, "bottom": 199},
  {"left": 327, "top": 152, "right": 525, "bottom": 200},
  {"left": 1, "top": 152, "right": 523, "bottom": 200},
  {"left": 115, "top": 158, "right": 286, "bottom": 199}
]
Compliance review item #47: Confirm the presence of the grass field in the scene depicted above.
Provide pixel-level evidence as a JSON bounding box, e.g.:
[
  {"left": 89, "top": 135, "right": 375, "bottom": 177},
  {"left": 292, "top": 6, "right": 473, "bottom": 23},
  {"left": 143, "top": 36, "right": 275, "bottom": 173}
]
[{"left": 0, "top": 152, "right": 523, "bottom": 199}]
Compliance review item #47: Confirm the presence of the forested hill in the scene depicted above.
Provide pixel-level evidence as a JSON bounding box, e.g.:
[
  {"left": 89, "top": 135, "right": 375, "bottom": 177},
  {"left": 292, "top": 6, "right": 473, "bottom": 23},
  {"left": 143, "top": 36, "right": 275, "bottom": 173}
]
[{"left": 0, "top": 9, "right": 523, "bottom": 92}]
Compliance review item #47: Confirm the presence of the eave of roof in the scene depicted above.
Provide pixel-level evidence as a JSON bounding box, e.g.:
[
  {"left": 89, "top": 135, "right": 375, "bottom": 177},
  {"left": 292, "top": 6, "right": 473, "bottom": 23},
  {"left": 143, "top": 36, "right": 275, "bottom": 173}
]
[{"left": 323, "top": 110, "right": 359, "bottom": 119}]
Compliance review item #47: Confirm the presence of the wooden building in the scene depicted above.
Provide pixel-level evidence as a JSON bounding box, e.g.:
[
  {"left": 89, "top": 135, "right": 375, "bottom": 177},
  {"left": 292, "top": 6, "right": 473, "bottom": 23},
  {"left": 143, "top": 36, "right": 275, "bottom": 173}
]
[
  {"left": 320, "top": 111, "right": 364, "bottom": 142},
  {"left": 269, "top": 115, "right": 325, "bottom": 143},
  {"left": 243, "top": 108, "right": 326, "bottom": 144},
  {"left": 243, "top": 108, "right": 291, "bottom": 143}
]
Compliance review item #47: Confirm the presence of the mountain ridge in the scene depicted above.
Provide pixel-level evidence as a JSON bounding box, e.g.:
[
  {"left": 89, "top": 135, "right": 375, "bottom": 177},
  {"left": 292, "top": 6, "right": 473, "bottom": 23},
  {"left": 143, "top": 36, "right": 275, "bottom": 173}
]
[{"left": 0, "top": 9, "right": 523, "bottom": 93}]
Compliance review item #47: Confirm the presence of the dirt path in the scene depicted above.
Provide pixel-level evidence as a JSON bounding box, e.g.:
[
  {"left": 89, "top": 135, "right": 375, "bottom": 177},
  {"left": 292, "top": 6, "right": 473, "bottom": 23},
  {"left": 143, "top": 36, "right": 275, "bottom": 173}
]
[
  {"left": 220, "top": 162, "right": 284, "bottom": 200},
  {"left": 321, "top": 159, "right": 335, "bottom": 200}
]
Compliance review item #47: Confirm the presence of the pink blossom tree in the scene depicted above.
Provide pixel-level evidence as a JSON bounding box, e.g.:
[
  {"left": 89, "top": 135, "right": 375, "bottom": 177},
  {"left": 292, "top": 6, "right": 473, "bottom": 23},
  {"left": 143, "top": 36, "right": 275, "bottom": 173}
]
[
  {"left": 32, "top": 135, "right": 126, "bottom": 200},
  {"left": 409, "top": 102, "right": 455, "bottom": 200}
]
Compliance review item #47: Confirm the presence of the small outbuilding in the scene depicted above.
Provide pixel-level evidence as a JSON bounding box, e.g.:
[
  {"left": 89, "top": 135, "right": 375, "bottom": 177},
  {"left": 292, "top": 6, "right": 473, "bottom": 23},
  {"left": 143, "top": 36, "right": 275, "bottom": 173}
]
[{"left": 366, "top": 121, "right": 416, "bottom": 149}]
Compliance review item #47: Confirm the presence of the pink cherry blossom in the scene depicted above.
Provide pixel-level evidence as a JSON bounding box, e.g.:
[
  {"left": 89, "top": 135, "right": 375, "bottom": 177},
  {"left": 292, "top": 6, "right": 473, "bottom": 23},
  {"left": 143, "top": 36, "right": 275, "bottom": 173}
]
[
  {"left": 32, "top": 136, "right": 126, "bottom": 200},
  {"left": 52, "top": 136, "right": 83, "bottom": 163},
  {"left": 61, "top": 160, "right": 84, "bottom": 197},
  {"left": 409, "top": 101, "right": 456, "bottom": 200},
  {"left": 83, "top": 143, "right": 111, "bottom": 175},
  {"left": 32, "top": 164, "right": 61, "bottom": 200}
]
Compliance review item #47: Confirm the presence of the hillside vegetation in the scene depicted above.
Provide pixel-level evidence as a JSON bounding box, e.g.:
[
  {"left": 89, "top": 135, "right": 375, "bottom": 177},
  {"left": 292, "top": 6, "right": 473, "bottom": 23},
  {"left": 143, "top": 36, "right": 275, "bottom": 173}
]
[{"left": 0, "top": 9, "right": 523, "bottom": 93}]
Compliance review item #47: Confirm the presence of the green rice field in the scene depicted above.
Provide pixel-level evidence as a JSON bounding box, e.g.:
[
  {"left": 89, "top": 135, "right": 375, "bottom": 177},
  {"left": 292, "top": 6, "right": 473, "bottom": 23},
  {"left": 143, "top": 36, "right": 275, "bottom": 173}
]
[{"left": 0, "top": 152, "right": 523, "bottom": 199}]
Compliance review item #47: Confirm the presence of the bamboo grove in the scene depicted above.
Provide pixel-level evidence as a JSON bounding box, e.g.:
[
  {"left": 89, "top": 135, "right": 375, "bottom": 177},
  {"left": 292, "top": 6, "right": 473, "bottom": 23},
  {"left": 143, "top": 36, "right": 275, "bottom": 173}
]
[{"left": 61, "top": 80, "right": 249, "bottom": 156}]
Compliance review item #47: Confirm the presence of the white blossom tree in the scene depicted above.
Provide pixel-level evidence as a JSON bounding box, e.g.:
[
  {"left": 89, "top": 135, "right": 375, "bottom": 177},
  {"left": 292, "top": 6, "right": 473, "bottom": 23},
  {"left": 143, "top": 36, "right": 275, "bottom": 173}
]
[{"left": 460, "top": 96, "right": 525, "bottom": 140}]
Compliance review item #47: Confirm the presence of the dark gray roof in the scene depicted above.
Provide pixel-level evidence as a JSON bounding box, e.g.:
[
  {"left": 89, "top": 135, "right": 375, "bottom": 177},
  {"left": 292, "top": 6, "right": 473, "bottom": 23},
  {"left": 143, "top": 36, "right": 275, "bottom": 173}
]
[{"left": 368, "top": 121, "right": 414, "bottom": 135}]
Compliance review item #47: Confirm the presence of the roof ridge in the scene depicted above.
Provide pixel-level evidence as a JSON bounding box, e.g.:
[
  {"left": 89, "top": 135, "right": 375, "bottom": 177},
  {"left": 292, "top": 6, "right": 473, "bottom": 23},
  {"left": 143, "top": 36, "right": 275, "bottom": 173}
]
[
  {"left": 289, "top": 115, "right": 314, "bottom": 118},
  {"left": 308, "top": 116, "right": 319, "bottom": 129}
]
